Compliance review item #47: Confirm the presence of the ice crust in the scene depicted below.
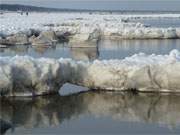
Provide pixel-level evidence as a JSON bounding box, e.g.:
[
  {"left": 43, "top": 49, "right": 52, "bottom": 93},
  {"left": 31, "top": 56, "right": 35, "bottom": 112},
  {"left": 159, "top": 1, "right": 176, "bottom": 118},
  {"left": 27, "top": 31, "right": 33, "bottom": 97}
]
[
  {"left": 1, "top": 12, "right": 180, "bottom": 39},
  {"left": 0, "top": 50, "right": 180, "bottom": 96}
]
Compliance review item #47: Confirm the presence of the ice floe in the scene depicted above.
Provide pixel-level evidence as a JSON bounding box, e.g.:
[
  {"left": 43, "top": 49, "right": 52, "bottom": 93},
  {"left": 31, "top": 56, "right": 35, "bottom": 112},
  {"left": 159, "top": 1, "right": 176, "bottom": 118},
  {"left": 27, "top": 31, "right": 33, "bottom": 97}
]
[{"left": 0, "top": 49, "right": 180, "bottom": 96}]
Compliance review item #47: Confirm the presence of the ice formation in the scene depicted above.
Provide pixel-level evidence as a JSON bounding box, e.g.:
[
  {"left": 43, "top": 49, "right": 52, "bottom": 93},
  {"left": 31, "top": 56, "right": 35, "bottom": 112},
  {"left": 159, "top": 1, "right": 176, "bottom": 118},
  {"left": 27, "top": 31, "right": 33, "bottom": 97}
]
[
  {"left": 0, "top": 50, "right": 180, "bottom": 96},
  {"left": 1, "top": 12, "right": 180, "bottom": 39}
]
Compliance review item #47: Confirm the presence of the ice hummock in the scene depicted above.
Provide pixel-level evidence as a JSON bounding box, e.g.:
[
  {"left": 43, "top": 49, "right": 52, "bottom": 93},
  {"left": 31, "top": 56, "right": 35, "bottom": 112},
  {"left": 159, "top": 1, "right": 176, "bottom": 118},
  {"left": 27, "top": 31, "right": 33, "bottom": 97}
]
[{"left": 0, "top": 50, "right": 180, "bottom": 96}]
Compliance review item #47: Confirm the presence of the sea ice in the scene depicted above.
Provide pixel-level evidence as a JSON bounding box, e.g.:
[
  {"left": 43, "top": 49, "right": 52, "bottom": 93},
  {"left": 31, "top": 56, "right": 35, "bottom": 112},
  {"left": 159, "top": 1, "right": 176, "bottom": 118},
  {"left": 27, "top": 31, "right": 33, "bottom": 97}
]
[
  {"left": 0, "top": 50, "right": 180, "bottom": 96},
  {"left": 1, "top": 12, "right": 180, "bottom": 39}
]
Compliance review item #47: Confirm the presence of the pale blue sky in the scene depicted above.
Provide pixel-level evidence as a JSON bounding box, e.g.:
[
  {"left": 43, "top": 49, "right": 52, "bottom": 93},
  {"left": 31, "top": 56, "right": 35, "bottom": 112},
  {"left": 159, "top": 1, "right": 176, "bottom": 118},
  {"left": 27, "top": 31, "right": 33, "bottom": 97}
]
[{"left": 1, "top": 0, "right": 180, "bottom": 11}]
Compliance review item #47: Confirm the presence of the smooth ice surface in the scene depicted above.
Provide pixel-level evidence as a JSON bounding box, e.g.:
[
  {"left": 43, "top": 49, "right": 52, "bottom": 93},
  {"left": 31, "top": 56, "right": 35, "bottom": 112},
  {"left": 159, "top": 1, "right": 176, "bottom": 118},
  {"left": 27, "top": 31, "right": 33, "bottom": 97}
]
[
  {"left": 0, "top": 49, "right": 180, "bottom": 96},
  {"left": 1, "top": 12, "right": 180, "bottom": 39}
]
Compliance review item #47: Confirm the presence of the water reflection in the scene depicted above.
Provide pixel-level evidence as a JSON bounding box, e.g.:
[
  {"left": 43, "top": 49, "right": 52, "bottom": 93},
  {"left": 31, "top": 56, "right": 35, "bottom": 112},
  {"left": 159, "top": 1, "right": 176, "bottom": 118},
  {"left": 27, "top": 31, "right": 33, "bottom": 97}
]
[
  {"left": 0, "top": 45, "right": 29, "bottom": 55},
  {"left": 98, "top": 39, "right": 180, "bottom": 59},
  {"left": 1, "top": 91, "right": 180, "bottom": 134},
  {"left": 0, "top": 39, "right": 180, "bottom": 60},
  {"left": 70, "top": 47, "right": 99, "bottom": 61},
  {"left": 0, "top": 44, "right": 99, "bottom": 61},
  {"left": 32, "top": 46, "right": 56, "bottom": 54}
]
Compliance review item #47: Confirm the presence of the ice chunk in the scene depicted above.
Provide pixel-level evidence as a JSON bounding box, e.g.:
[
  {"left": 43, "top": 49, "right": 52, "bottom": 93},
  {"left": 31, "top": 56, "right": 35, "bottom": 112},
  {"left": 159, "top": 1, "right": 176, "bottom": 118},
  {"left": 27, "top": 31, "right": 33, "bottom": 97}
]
[{"left": 0, "top": 50, "right": 180, "bottom": 96}]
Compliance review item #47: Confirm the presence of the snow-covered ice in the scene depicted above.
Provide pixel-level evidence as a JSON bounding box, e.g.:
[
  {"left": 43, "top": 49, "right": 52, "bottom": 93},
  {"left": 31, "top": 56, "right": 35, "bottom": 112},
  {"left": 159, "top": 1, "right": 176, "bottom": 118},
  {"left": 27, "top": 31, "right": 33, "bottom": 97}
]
[
  {"left": 0, "top": 49, "right": 180, "bottom": 96},
  {"left": 1, "top": 12, "right": 180, "bottom": 39}
]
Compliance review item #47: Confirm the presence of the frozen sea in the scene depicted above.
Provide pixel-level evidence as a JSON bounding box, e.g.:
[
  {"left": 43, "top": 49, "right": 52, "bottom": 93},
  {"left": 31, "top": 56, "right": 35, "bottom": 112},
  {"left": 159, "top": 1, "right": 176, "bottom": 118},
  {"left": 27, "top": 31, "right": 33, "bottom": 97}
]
[{"left": 1, "top": 12, "right": 180, "bottom": 134}]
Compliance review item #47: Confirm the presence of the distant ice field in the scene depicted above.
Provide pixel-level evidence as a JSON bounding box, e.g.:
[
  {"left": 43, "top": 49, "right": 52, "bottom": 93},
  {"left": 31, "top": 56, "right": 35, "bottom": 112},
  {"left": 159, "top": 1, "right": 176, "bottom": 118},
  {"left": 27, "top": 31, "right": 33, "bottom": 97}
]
[{"left": 1, "top": 12, "right": 180, "bottom": 36}]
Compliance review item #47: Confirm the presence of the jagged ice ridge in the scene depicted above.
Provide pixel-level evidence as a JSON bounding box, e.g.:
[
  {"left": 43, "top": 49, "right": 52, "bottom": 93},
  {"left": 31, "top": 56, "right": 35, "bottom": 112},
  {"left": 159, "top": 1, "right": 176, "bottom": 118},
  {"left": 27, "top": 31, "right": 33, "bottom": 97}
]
[{"left": 0, "top": 49, "right": 180, "bottom": 96}]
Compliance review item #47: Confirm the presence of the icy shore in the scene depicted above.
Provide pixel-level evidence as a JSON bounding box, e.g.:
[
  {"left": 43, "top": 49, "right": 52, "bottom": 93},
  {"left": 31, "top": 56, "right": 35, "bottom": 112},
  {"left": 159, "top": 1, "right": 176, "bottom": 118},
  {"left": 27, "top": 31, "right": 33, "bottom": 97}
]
[
  {"left": 0, "top": 49, "right": 180, "bottom": 96},
  {"left": 1, "top": 12, "right": 180, "bottom": 41}
]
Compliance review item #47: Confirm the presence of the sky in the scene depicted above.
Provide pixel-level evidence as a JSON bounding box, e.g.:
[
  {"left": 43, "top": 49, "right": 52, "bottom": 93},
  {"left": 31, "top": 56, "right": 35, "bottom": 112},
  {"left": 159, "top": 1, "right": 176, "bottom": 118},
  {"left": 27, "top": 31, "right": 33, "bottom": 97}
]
[{"left": 1, "top": 0, "right": 180, "bottom": 11}]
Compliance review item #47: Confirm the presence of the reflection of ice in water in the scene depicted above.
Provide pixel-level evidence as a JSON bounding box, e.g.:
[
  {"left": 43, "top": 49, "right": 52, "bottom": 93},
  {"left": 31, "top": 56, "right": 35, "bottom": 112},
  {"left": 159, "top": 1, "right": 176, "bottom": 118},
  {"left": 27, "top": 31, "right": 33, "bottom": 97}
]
[
  {"left": 0, "top": 39, "right": 180, "bottom": 60},
  {"left": 32, "top": 46, "right": 56, "bottom": 54},
  {"left": 1, "top": 91, "right": 180, "bottom": 134},
  {"left": 70, "top": 47, "right": 99, "bottom": 61},
  {"left": 0, "top": 44, "right": 99, "bottom": 61},
  {"left": 98, "top": 39, "right": 180, "bottom": 59}
]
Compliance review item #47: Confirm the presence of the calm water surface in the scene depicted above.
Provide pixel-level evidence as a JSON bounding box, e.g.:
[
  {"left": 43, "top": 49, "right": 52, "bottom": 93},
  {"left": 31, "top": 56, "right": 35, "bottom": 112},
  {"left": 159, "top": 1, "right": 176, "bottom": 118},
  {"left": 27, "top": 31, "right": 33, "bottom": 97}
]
[
  {"left": 1, "top": 39, "right": 180, "bottom": 61},
  {"left": 1, "top": 91, "right": 180, "bottom": 134}
]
